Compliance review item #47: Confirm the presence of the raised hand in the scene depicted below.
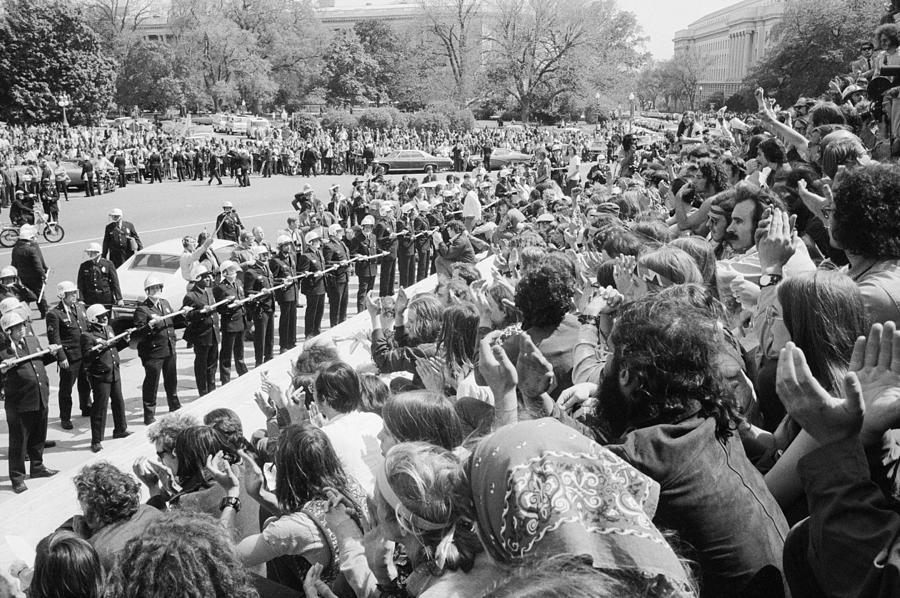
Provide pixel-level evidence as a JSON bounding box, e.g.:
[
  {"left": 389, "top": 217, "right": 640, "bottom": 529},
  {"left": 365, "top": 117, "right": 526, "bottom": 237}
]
[
  {"left": 304, "top": 562, "right": 339, "bottom": 598},
  {"left": 777, "top": 342, "right": 864, "bottom": 446},
  {"left": 515, "top": 333, "right": 555, "bottom": 399},
  {"left": 757, "top": 207, "right": 796, "bottom": 271},
  {"left": 557, "top": 382, "right": 599, "bottom": 414},
  {"left": 478, "top": 330, "right": 517, "bottom": 395},
  {"left": 205, "top": 451, "right": 240, "bottom": 492},
  {"left": 849, "top": 322, "right": 900, "bottom": 446}
]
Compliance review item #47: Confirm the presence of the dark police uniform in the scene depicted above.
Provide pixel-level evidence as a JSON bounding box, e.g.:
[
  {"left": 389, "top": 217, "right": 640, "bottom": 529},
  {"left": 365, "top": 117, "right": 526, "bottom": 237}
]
[
  {"left": 298, "top": 248, "right": 326, "bottom": 338},
  {"left": 322, "top": 236, "right": 351, "bottom": 326},
  {"left": 102, "top": 220, "right": 142, "bottom": 267},
  {"left": 213, "top": 277, "right": 248, "bottom": 384},
  {"left": 269, "top": 251, "right": 298, "bottom": 352},
  {"left": 216, "top": 210, "right": 243, "bottom": 242},
  {"left": 81, "top": 324, "right": 129, "bottom": 445},
  {"left": 132, "top": 298, "right": 182, "bottom": 424},
  {"left": 45, "top": 300, "right": 91, "bottom": 424},
  {"left": 11, "top": 238, "right": 48, "bottom": 318},
  {"left": 243, "top": 261, "right": 275, "bottom": 367},
  {"left": 374, "top": 215, "right": 398, "bottom": 296},
  {"left": 77, "top": 258, "right": 122, "bottom": 308},
  {"left": 351, "top": 229, "right": 379, "bottom": 313},
  {"left": 182, "top": 285, "right": 221, "bottom": 396},
  {"left": 3, "top": 335, "right": 55, "bottom": 486},
  {"left": 397, "top": 213, "right": 418, "bottom": 288}
]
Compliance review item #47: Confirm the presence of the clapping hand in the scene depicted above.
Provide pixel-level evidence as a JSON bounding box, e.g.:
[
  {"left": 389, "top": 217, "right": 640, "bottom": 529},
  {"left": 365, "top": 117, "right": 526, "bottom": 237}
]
[
  {"left": 756, "top": 207, "right": 796, "bottom": 271},
  {"left": 850, "top": 322, "right": 900, "bottom": 446},
  {"left": 415, "top": 356, "right": 446, "bottom": 393},
  {"left": 395, "top": 287, "right": 409, "bottom": 314},
  {"left": 515, "top": 333, "right": 555, "bottom": 400},
  {"left": 304, "top": 563, "right": 339, "bottom": 598},
  {"left": 253, "top": 390, "right": 276, "bottom": 419},
  {"left": 365, "top": 290, "right": 381, "bottom": 318},
  {"left": 557, "top": 382, "right": 599, "bottom": 417},
  {"left": 478, "top": 330, "right": 517, "bottom": 395},
  {"left": 776, "top": 342, "right": 864, "bottom": 446},
  {"left": 612, "top": 254, "right": 636, "bottom": 296}
]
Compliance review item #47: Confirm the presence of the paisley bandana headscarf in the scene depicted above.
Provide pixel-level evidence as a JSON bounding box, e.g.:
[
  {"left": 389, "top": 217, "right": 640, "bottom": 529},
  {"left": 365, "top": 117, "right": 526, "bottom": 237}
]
[{"left": 467, "top": 418, "right": 690, "bottom": 587}]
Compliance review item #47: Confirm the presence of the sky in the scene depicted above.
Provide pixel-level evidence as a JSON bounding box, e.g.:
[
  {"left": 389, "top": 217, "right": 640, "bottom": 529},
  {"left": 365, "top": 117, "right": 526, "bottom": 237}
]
[{"left": 620, "top": 0, "right": 747, "bottom": 59}]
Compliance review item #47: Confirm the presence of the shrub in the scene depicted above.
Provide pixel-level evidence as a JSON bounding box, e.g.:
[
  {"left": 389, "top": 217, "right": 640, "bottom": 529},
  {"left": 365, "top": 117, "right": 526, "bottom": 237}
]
[{"left": 320, "top": 109, "right": 358, "bottom": 130}]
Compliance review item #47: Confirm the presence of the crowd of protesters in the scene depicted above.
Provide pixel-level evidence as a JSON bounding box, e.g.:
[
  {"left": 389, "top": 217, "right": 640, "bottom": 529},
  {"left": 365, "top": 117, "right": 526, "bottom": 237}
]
[{"left": 8, "top": 20, "right": 900, "bottom": 598}]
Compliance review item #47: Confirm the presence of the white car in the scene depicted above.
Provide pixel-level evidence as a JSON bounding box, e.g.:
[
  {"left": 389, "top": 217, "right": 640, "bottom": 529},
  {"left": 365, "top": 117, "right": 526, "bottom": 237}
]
[{"left": 111, "top": 238, "right": 236, "bottom": 326}]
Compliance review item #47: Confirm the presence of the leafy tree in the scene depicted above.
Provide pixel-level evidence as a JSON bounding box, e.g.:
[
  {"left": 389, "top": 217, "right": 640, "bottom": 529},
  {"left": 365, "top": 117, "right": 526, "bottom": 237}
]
[
  {"left": 0, "top": 0, "right": 116, "bottom": 124},
  {"left": 743, "top": 0, "right": 882, "bottom": 105},
  {"left": 320, "top": 109, "right": 359, "bottom": 130},
  {"left": 485, "top": 0, "right": 646, "bottom": 122},
  {"left": 116, "top": 40, "right": 185, "bottom": 111},
  {"left": 322, "top": 32, "right": 378, "bottom": 107}
]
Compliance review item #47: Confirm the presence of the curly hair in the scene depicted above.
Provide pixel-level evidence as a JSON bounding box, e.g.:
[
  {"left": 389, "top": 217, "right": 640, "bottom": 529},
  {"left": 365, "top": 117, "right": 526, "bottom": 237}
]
[
  {"left": 757, "top": 137, "right": 787, "bottom": 165},
  {"left": 515, "top": 263, "right": 575, "bottom": 329},
  {"left": 315, "top": 360, "right": 361, "bottom": 413},
  {"left": 104, "top": 512, "right": 259, "bottom": 598},
  {"left": 608, "top": 294, "right": 739, "bottom": 439},
  {"left": 831, "top": 162, "right": 900, "bottom": 259},
  {"left": 293, "top": 340, "right": 340, "bottom": 376},
  {"left": 876, "top": 22, "right": 900, "bottom": 48},
  {"left": 73, "top": 462, "right": 141, "bottom": 528},
  {"left": 695, "top": 158, "right": 729, "bottom": 194},
  {"left": 146, "top": 411, "right": 200, "bottom": 451}
]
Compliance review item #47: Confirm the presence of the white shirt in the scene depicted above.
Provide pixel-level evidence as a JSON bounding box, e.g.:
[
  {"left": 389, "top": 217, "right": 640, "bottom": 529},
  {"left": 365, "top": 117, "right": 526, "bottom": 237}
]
[{"left": 321, "top": 410, "right": 384, "bottom": 498}]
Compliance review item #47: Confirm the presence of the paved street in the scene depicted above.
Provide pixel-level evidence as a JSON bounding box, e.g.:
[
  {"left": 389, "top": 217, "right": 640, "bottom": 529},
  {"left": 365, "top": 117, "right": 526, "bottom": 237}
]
[{"left": 0, "top": 170, "right": 372, "bottom": 500}]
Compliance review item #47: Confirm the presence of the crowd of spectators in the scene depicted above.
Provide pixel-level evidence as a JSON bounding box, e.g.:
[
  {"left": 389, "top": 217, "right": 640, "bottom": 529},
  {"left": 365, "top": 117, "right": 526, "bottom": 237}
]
[{"left": 9, "top": 17, "right": 900, "bottom": 598}]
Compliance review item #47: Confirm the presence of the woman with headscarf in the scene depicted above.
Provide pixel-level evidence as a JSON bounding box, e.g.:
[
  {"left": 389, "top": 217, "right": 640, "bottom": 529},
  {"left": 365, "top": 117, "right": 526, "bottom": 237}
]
[{"left": 467, "top": 418, "right": 693, "bottom": 595}]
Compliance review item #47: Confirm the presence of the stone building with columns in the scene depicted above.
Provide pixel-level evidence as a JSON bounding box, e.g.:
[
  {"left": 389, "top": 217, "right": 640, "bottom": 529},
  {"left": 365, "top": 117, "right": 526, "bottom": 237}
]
[{"left": 673, "top": 0, "right": 787, "bottom": 105}]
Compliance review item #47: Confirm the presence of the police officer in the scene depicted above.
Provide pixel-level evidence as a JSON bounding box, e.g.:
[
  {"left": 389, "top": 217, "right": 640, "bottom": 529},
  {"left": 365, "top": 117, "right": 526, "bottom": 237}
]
[
  {"left": 298, "top": 230, "right": 326, "bottom": 339},
  {"left": 323, "top": 224, "right": 351, "bottom": 326},
  {"left": 352, "top": 215, "right": 379, "bottom": 314},
  {"left": 77, "top": 243, "right": 122, "bottom": 309},
  {"left": 397, "top": 202, "right": 419, "bottom": 288},
  {"left": 214, "top": 260, "right": 248, "bottom": 384},
  {"left": 102, "top": 208, "right": 143, "bottom": 267},
  {"left": 415, "top": 200, "right": 434, "bottom": 282},
  {"left": 11, "top": 224, "right": 48, "bottom": 318},
  {"left": 1, "top": 311, "right": 61, "bottom": 493},
  {"left": 216, "top": 201, "right": 243, "bottom": 242},
  {"left": 0, "top": 266, "right": 37, "bottom": 305},
  {"left": 132, "top": 275, "right": 184, "bottom": 425},
  {"left": 182, "top": 265, "right": 220, "bottom": 396},
  {"left": 46, "top": 281, "right": 91, "bottom": 429},
  {"left": 243, "top": 246, "right": 275, "bottom": 367},
  {"left": 374, "top": 204, "right": 398, "bottom": 297},
  {"left": 81, "top": 304, "right": 130, "bottom": 453},
  {"left": 270, "top": 235, "right": 298, "bottom": 353}
]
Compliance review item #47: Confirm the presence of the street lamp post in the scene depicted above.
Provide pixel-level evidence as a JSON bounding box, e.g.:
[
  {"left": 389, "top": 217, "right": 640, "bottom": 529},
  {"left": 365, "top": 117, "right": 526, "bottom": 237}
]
[
  {"left": 698, "top": 86, "right": 703, "bottom": 112},
  {"left": 57, "top": 92, "right": 70, "bottom": 128},
  {"left": 628, "top": 92, "right": 635, "bottom": 132}
]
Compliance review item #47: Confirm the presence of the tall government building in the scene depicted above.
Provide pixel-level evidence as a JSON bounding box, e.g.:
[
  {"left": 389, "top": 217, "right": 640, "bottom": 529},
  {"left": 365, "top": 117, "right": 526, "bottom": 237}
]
[{"left": 673, "top": 0, "right": 787, "bottom": 104}]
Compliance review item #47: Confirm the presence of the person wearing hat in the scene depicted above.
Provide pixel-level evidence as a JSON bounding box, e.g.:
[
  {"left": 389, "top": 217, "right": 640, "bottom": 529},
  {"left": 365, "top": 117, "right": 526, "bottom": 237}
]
[
  {"left": 213, "top": 260, "right": 248, "bottom": 384},
  {"left": 80, "top": 304, "right": 131, "bottom": 452},
  {"left": 374, "top": 203, "right": 398, "bottom": 297},
  {"left": 415, "top": 200, "right": 434, "bottom": 282},
  {"left": 351, "top": 215, "right": 379, "bottom": 314},
  {"left": 396, "top": 202, "right": 418, "bottom": 288},
  {"left": 132, "top": 274, "right": 184, "bottom": 425},
  {"left": 291, "top": 183, "right": 315, "bottom": 213},
  {"left": 77, "top": 242, "right": 122, "bottom": 309},
  {"left": 350, "top": 177, "right": 368, "bottom": 226},
  {"left": 11, "top": 224, "right": 48, "bottom": 318},
  {"left": 327, "top": 184, "right": 350, "bottom": 228},
  {"left": 298, "top": 230, "right": 327, "bottom": 338},
  {"left": 9, "top": 189, "right": 34, "bottom": 226},
  {"left": 244, "top": 245, "right": 275, "bottom": 367},
  {"left": 270, "top": 235, "right": 298, "bottom": 352},
  {"left": 1, "top": 310, "right": 61, "bottom": 493},
  {"left": 81, "top": 155, "right": 99, "bottom": 197},
  {"left": 216, "top": 202, "right": 243, "bottom": 242},
  {"left": 323, "top": 223, "right": 351, "bottom": 326},
  {"left": 102, "top": 208, "right": 142, "bottom": 267},
  {"left": 182, "top": 265, "right": 221, "bottom": 396},
  {"left": 46, "top": 281, "right": 91, "bottom": 429},
  {"left": 0, "top": 266, "right": 36, "bottom": 307}
]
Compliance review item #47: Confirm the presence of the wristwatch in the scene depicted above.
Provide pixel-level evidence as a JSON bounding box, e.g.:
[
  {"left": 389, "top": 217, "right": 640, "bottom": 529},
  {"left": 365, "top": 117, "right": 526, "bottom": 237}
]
[
  {"left": 759, "top": 273, "right": 783, "bottom": 288},
  {"left": 219, "top": 496, "right": 242, "bottom": 513}
]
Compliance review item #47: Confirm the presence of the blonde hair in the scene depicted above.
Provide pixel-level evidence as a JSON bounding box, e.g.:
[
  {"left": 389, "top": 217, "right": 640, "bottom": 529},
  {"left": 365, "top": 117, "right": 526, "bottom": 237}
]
[{"left": 379, "top": 442, "right": 482, "bottom": 573}]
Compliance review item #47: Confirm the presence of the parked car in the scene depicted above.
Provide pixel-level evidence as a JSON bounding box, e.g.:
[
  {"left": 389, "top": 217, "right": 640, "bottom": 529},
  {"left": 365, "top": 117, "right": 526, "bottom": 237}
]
[
  {"left": 111, "top": 238, "right": 237, "bottom": 328},
  {"left": 224, "top": 116, "right": 250, "bottom": 135},
  {"left": 12, "top": 159, "right": 123, "bottom": 190},
  {"left": 468, "top": 148, "right": 533, "bottom": 170},
  {"left": 372, "top": 150, "right": 453, "bottom": 174},
  {"left": 247, "top": 118, "right": 271, "bottom": 138}
]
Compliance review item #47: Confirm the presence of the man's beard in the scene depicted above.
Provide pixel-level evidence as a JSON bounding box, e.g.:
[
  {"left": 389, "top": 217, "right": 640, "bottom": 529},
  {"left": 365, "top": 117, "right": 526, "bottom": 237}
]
[{"left": 594, "top": 356, "right": 633, "bottom": 439}]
